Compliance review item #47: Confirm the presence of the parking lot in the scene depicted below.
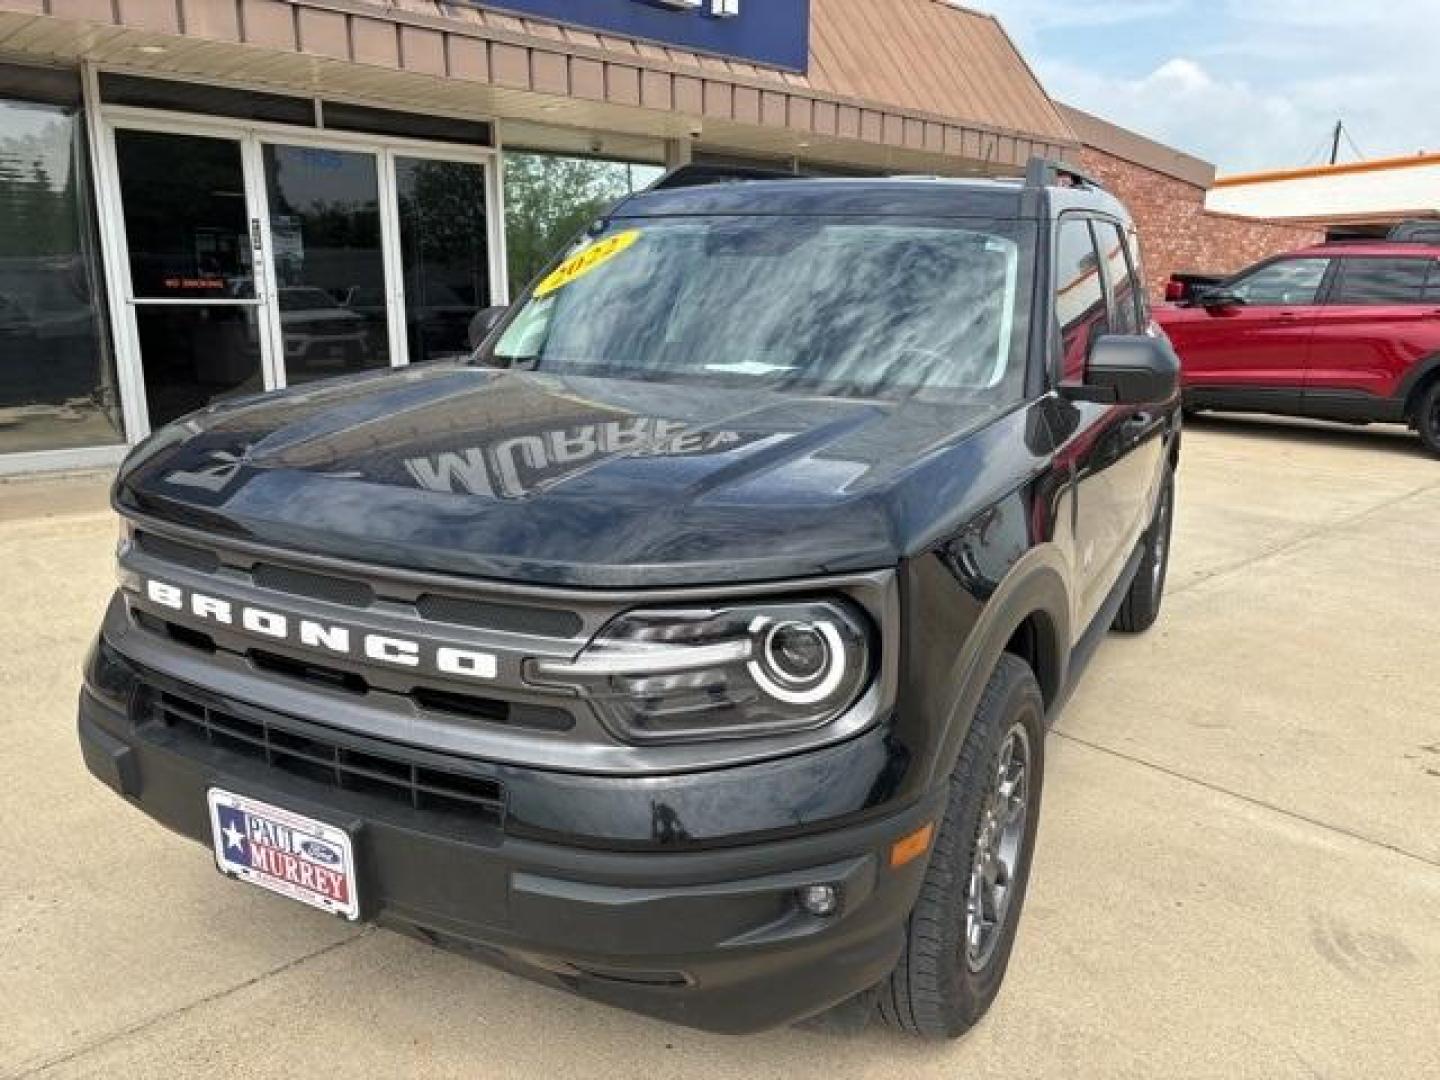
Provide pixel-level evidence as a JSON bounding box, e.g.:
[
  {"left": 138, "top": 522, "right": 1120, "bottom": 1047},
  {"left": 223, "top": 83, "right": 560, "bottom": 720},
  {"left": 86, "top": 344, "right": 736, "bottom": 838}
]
[{"left": 2, "top": 415, "right": 1438, "bottom": 1080}]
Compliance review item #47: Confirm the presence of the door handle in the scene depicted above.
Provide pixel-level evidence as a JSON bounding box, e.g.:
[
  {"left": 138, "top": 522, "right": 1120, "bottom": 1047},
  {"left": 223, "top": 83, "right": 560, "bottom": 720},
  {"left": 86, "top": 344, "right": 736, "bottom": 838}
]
[{"left": 1276, "top": 310, "right": 1301, "bottom": 320}]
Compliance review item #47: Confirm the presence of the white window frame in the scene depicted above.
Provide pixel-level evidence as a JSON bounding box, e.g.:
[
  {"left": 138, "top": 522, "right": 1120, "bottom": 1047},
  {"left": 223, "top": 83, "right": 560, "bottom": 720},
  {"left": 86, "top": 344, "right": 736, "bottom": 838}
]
[{"left": 81, "top": 62, "right": 504, "bottom": 444}]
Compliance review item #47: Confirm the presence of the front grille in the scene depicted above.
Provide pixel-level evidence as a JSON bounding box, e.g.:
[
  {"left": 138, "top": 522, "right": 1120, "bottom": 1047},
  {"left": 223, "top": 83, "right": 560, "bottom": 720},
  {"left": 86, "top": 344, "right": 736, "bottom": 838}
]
[
  {"left": 416, "top": 594, "right": 582, "bottom": 638},
  {"left": 149, "top": 688, "right": 507, "bottom": 824},
  {"left": 134, "top": 608, "right": 217, "bottom": 653},
  {"left": 132, "top": 527, "right": 584, "bottom": 636},
  {"left": 136, "top": 530, "right": 220, "bottom": 573},
  {"left": 128, "top": 609, "right": 577, "bottom": 733},
  {"left": 253, "top": 563, "right": 375, "bottom": 608}
]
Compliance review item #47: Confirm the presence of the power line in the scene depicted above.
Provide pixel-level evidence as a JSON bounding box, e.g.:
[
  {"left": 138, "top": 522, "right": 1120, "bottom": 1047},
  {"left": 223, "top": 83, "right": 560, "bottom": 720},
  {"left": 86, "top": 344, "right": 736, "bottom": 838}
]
[
  {"left": 1323, "top": 119, "right": 1368, "bottom": 165},
  {"left": 1300, "top": 134, "right": 1331, "bottom": 167},
  {"left": 1342, "top": 125, "right": 1367, "bottom": 161}
]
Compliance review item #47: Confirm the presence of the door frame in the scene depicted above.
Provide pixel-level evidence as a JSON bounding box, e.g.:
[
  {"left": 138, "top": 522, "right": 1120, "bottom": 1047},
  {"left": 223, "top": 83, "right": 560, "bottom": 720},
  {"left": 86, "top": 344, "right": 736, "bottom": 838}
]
[
  {"left": 96, "top": 112, "right": 273, "bottom": 440},
  {"left": 90, "top": 93, "right": 502, "bottom": 441}
]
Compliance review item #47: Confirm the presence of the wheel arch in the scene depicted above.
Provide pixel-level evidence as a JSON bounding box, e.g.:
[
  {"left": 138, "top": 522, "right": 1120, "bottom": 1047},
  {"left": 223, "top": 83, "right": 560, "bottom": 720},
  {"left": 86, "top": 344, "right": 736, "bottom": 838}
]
[
  {"left": 1003, "top": 610, "right": 1064, "bottom": 712},
  {"left": 1398, "top": 354, "right": 1440, "bottom": 421},
  {"left": 925, "top": 548, "right": 1072, "bottom": 790}
]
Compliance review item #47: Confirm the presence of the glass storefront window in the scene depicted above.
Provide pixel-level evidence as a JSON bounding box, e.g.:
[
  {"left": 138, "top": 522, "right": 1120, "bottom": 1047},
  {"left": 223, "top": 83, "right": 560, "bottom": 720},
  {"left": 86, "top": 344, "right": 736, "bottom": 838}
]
[
  {"left": 503, "top": 152, "right": 661, "bottom": 296},
  {"left": 264, "top": 143, "right": 391, "bottom": 381},
  {"left": 0, "top": 92, "right": 122, "bottom": 454},
  {"left": 396, "top": 156, "right": 491, "bottom": 364}
]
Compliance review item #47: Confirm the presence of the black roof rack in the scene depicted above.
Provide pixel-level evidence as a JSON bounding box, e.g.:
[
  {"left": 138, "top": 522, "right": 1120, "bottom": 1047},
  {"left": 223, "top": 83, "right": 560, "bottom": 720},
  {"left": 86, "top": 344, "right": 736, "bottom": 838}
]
[
  {"left": 649, "top": 163, "right": 801, "bottom": 190},
  {"left": 1024, "top": 156, "right": 1105, "bottom": 192},
  {"left": 650, "top": 159, "right": 1109, "bottom": 194}
]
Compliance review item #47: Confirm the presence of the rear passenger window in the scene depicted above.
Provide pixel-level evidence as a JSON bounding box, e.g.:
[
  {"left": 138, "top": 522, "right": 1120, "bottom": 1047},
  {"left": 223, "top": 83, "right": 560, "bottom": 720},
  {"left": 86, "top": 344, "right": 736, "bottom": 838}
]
[
  {"left": 1054, "top": 218, "right": 1105, "bottom": 381},
  {"left": 1331, "top": 258, "right": 1433, "bottom": 304},
  {"left": 1094, "top": 220, "right": 1142, "bottom": 335}
]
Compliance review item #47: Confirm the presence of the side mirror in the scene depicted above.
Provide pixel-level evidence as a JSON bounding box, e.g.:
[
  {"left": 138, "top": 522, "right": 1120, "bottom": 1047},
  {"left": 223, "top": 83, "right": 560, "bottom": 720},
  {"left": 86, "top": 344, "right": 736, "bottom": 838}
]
[
  {"left": 1064, "top": 335, "right": 1179, "bottom": 405},
  {"left": 467, "top": 305, "right": 508, "bottom": 349},
  {"left": 1197, "top": 287, "right": 1242, "bottom": 309}
]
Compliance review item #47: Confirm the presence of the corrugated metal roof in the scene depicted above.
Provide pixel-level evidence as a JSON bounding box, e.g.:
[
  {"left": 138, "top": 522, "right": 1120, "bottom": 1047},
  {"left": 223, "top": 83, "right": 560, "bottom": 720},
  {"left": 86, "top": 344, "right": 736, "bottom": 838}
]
[
  {"left": 808, "top": 1, "right": 1070, "bottom": 141},
  {"left": 0, "top": 0, "right": 1078, "bottom": 166},
  {"left": 412, "top": 0, "right": 1073, "bottom": 143}
]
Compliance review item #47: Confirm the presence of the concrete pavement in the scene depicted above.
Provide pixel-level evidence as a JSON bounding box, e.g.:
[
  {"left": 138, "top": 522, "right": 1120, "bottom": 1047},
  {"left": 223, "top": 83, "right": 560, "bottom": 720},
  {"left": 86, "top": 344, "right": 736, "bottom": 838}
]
[{"left": 2, "top": 415, "right": 1438, "bottom": 1079}]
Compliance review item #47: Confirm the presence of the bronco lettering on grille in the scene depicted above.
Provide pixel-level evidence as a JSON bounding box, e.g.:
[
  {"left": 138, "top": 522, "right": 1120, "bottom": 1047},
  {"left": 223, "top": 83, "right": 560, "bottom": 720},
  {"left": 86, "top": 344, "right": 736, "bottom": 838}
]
[{"left": 143, "top": 579, "right": 498, "bottom": 681}]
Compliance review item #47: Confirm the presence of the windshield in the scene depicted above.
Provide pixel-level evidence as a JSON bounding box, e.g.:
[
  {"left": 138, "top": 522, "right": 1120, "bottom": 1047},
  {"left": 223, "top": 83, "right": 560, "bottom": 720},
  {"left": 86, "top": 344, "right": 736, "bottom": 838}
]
[{"left": 483, "top": 215, "right": 1034, "bottom": 401}]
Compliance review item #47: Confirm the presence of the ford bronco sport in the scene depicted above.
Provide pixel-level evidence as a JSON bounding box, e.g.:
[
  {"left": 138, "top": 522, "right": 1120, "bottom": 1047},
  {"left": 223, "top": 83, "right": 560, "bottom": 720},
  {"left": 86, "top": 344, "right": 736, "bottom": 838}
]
[{"left": 79, "top": 160, "right": 1181, "bottom": 1039}]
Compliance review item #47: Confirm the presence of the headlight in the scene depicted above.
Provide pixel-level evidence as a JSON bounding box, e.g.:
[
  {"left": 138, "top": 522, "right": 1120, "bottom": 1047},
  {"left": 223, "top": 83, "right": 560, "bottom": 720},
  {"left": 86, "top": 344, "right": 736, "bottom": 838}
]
[{"left": 531, "top": 599, "right": 874, "bottom": 744}]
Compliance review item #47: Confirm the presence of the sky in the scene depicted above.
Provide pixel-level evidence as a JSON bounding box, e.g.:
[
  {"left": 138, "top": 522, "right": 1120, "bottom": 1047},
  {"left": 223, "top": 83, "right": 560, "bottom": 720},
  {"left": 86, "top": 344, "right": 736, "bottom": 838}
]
[{"left": 973, "top": 0, "right": 1440, "bottom": 175}]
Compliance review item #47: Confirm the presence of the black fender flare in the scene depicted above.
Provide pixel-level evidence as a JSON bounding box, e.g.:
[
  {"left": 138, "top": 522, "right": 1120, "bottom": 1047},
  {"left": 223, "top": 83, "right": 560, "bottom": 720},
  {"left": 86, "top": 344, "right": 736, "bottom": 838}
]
[{"left": 924, "top": 543, "right": 1072, "bottom": 791}]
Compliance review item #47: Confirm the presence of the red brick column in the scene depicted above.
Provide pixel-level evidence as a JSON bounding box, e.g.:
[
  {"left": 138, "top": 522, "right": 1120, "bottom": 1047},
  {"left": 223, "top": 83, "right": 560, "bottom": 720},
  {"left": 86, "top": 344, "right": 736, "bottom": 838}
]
[{"left": 1074, "top": 147, "right": 1325, "bottom": 300}]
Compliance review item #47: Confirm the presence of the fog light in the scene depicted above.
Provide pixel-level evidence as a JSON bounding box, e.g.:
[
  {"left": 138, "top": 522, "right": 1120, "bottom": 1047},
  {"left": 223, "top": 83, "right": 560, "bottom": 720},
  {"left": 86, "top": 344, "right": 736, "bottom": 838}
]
[{"left": 797, "top": 884, "right": 839, "bottom": 917}]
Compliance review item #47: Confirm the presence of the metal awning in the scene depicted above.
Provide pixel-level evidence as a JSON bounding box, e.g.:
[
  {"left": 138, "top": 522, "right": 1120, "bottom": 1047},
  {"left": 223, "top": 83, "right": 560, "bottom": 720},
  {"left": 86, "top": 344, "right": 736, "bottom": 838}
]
[{"left": 0, "top": 0, "right": 1077, "bottom": 172}]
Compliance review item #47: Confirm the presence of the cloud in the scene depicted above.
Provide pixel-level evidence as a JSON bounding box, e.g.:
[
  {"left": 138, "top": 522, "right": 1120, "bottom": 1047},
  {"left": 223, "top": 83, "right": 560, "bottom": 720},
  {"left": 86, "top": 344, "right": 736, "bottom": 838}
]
[
  {"left": 975, "top": 0, "right": 1440, "bottom": 172},
  {"left": 1042, "top": 57, "right": 1313, "bottom": 171},
  {"left": 1046, "top": 54, "right": 1437, "bottom": 173}
]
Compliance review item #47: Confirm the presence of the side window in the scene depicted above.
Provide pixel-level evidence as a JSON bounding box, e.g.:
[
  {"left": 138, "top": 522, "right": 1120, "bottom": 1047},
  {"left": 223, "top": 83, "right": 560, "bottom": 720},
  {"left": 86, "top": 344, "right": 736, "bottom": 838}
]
[
  {"left": 1426, "top": 262, "right": 1440, "bottom": 301},
  {"left": 1054, "top": 217, "right": 1105, "bottom": 382},
  {"left": 1094, "top": 220, "right": 1142, "bottom": 335},
  {"left": 1330, "top": 257, "right": 1432, "bottom": 305},
  {"left": 1228, "top": 258, "right": 1330, "bottom": 306}
]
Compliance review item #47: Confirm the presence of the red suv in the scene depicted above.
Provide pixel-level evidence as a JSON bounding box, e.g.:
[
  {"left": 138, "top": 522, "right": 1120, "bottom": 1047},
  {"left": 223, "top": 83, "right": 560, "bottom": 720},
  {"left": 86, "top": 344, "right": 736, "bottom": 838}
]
[{"left": 1155, "top": 241, "right": 1440, "bottom": 455}]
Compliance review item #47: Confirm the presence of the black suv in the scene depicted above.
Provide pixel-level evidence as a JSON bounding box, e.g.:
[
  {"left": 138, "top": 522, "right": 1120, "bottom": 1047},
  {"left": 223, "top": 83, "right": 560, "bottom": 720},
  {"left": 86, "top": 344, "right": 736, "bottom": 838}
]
[{"left": 79, "top": 161, "right": 1181, "bottom": 1039}]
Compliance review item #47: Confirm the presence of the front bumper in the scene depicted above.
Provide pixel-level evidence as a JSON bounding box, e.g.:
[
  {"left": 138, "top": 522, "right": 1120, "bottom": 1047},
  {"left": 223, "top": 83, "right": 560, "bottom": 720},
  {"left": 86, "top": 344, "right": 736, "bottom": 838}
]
[{"left": 79, "top": 642, "right": 942, "bottom": 1033}]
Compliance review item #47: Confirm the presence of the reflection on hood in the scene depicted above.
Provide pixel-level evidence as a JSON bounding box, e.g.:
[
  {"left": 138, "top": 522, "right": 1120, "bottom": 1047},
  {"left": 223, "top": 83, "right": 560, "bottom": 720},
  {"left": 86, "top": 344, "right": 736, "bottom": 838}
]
[
  {"left": 119, "top": 364, "right": 1022, "bottom": 587},
  {"left": 403, "top": 416, "right": 770, "bottom": 500}
]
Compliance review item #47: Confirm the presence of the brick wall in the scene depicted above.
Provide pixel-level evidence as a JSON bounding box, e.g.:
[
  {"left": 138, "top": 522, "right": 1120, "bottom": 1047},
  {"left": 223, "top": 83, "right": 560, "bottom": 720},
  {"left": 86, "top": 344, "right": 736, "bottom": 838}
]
[{"left": 1074, "top": 147, "right": 1325, "bottom": 300}]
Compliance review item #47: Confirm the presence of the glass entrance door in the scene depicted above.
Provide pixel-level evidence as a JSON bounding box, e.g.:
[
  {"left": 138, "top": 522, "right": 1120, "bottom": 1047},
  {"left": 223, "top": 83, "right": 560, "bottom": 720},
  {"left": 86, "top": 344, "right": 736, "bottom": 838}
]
[
  {"left": 260, "top": 142, "right": 392, "bottom": 384},
  {"left": 105, "top": 118, "right": 499, "bottom": 439},
  {"left": 394, "top": 155, "right": 493, "bottom": 365},
  {"left": 112, "top": 128, "right": 267, "bottom": 430}
]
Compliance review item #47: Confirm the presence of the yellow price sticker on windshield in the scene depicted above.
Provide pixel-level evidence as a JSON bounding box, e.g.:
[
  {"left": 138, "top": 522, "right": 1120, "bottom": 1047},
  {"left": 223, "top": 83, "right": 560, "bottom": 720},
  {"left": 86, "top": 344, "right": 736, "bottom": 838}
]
[{"left": 533, "top": 229, "right": 641, "bottom": 298}]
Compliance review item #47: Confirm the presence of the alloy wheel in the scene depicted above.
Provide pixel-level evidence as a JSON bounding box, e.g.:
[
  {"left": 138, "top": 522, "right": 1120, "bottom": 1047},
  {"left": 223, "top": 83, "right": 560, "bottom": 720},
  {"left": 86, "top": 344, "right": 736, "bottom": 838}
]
[{"left": 964, "top": 723, "right": 1031, "bottom": 972}]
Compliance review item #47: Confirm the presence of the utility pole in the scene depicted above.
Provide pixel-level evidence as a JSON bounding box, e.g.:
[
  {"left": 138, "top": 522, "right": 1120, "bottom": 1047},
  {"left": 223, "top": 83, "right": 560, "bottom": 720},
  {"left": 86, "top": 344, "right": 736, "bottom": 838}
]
[{"left": 1329, "top": 120, "right": 1343, "bottom": 165}]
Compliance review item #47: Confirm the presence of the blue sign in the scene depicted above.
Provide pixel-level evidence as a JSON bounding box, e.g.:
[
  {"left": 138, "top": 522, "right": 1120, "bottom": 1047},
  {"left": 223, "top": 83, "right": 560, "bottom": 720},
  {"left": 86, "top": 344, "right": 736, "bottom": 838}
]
[{"left": 470, "top": 1, "right": 810, "bottom": 72}]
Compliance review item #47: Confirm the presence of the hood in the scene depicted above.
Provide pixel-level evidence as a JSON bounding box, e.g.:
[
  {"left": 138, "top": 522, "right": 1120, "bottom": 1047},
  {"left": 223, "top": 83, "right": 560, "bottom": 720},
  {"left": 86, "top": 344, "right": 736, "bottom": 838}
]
[{"left": 117, "top": 365, "right": 1027, "bottom": 587}]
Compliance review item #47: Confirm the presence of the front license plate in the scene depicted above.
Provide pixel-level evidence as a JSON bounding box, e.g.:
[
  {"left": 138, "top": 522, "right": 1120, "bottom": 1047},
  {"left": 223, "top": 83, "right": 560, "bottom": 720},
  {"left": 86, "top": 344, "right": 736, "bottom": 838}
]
[{"left": 207, "top": 789, "right": 359, "bottom": 920}]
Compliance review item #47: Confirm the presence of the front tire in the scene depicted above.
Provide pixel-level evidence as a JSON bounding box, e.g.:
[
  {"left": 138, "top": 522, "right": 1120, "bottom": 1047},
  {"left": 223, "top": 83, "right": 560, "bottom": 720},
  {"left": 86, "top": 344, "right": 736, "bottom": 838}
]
[
  {"left": 877, "top": 654, "right": 1046, "bottom": 1039},
  {"left": 1113, "top": 464, "right": 1175, "bottom": 633},
  {"left": 1417, "top": 381, "right": 1440, "bottom": 458}
]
